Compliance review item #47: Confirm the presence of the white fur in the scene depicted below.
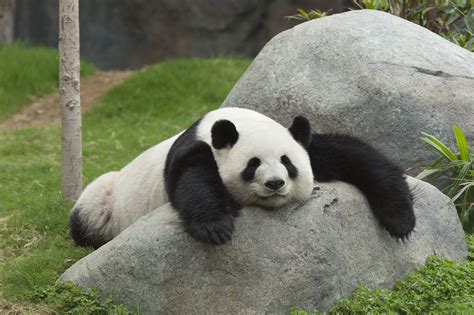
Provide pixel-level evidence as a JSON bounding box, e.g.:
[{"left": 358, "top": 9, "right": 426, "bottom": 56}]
[
  {"left": 73, "top": 171, "right": 120, "bottom": 240},
  {"left": 73, "top": 108, "right": 314, "bottom": 240}
]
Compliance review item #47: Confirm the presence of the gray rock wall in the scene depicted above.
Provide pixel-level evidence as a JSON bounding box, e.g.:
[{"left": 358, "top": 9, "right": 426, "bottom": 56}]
[
  {"left": 60, "top": 177, "right": 467, "bottom": 313},
  {"left": 14, "top": 0, "right": 343, "bottom": 69}
]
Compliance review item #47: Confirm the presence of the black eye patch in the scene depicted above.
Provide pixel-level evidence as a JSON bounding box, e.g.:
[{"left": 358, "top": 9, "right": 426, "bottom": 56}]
[
  {"left": 241, "top": 157, "right": 261, "bottom": 181},
  {"left": 281, "top": 155, "right": 298, "bottom": 179}
]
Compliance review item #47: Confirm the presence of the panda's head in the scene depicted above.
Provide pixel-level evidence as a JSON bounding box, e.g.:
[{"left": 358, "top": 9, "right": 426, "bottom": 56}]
[{"left": 210, "top": 116, "right": 314, "bottom": 209}]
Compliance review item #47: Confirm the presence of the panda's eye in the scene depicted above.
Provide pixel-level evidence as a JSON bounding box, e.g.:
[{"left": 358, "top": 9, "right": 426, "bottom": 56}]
[
  {"left": 247, "top": 157, "right": 261, "bottom": 167},
  {"left": 281, "top": 155, "right": 298, "bottom": 179},
  {"left": 241, "top": 157, "right": 261, "bottom": 181}
]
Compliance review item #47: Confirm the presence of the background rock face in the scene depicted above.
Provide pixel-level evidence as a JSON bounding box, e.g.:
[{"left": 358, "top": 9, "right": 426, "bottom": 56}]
[
  {"left": 222, "top": 10, "right": 474, "bottom": 172},
  {"left": 60, "top": 177, "right": 467, "bottom": 313},
  {"left": 14, "top": 0, "right": 343, "bottom": 69}
]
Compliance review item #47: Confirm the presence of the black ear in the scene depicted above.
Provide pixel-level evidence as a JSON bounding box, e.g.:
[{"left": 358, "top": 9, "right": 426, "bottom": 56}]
[
  {"left": 289, "top": 116, "right": 311, "bottom": 148},
  {"left": 211, "top": 120, "right": 239, "bottom": 149}
]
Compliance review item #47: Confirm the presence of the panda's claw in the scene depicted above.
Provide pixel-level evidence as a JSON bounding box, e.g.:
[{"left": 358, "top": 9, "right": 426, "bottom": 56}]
[
  {"left": 381, "top": 213, "right": 416, "bottom": 241},
  {"left": 209, "top": 231, "right": 223, "bottom": 245},
  {"left": 186, "top": 214, "right": 234, "bottom": 246}
]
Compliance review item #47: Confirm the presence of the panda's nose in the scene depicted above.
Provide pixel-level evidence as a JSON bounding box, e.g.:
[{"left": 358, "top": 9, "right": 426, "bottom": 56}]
[{"left": 265, "top": 179, "right": 285, "bottom": 190}]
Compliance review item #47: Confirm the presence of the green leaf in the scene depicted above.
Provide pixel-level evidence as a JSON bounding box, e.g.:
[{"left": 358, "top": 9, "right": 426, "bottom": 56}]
[
  {"left": 465, "top": 36, "right": 474, "bottom": 51},
  {"left": 457, "top": 0, "right": 467, "bottom": 7},
  {"left": 447, "top": 162, "right": 471, "bottom": 197},
  {"left": 297, "top": 8, "right": 309, "bottom": 20},
  {"left": 451, "top": 181, "right": 474, "bottom": 202},
  {"left": 421, "top": 132, "right": 457, "bottom": 161},
  {"left": 447, "top": 11, "right": 462, "bottom": 25},
  {"left": 454, "top": 125, "right": 470, "bottom": 161},
  {"left": 465, "top": 11, "right": 474, "bottom": 33},
  {"left": 417, "top": 168, "right": 443, "bottom": 179},
  {"left": 421, "top": 6, "right": 435, "bottom": 17}
]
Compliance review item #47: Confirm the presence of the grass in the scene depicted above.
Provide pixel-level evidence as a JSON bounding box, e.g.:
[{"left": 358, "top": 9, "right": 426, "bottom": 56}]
[
  {"left": 0, "top": 53, "right": 472, "bottom": 313},
  {"left": 30, "top": 283, "right": 132, "bottom": 314},
  {"left": 0, "top": 42, "right": 96, "bottom": 120},
  {"left": 0, "top": 58, "right": 250, "bottom": 312}
]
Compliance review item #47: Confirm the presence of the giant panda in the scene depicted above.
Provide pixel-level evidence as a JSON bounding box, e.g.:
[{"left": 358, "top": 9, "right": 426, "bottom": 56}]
[{"left": 70, "top": 107, "right": 415, "bottom": 248}]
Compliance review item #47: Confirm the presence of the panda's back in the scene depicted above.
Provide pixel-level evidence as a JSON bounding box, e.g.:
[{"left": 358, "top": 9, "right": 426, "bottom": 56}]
[{"left": 112, "top": 134, "right": 180, "bottom": 231}]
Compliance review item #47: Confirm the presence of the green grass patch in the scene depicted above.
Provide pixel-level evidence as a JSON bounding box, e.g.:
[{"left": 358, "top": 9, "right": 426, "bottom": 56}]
[
  {"left": 0, "top": 58, "right": 250, "bottom": 312},
  {"left": 30, "top": 282, "right": 133, "bottom": 314},
  {"left": 0, "top": 42, "right": 96, "bottom": 120}
]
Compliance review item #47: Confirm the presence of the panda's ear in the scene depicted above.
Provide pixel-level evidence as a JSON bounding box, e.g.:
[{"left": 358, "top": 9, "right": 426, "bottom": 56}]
[
  {"left": 289, "top": 116, "right": 311, "bottom": 148},
  {"left": 211, "top": 120, "right": 239, "bottom": 149}
]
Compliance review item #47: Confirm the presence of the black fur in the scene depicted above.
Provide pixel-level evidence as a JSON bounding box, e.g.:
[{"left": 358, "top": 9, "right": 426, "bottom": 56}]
[
  {"left": 165, "top": 121, "right": 241, "bottom": 245},
  {"left": 281, "top": 155, "right": 298, "bottom": 179},
  {"left": 289, "top": 116, "right": 312, "bottom": 148},
  {"left": 70, "top": 207, "right": 108, "bottom": 249},
  {"left": 211, "top": 120, "right": 239, "bottom": 149},
  {"left": 241, "top": 157, "right": 261, "bottom": 181},
  {"left": 307, "top": 133, "right": 415, "bottom": 239}
]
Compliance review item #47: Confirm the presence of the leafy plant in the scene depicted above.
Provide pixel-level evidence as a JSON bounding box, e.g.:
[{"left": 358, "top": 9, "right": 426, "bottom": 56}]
[
  {"left": 353, "top": 0, "right": 389, "bottom": 10},
  {"left": 287, "top": 0, "right": 474, "bottom": 51},
  {"left": 417, "top": 125, "right": 473, "bottom": 233},
  {"left": 285, "top": 8, "right": 331, "bottom": 21}
]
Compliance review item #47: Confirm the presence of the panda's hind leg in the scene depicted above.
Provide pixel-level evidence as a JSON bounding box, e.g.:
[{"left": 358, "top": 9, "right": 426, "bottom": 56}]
[{"left": 69, "top": 171, "right": 119, "bottom": 249}]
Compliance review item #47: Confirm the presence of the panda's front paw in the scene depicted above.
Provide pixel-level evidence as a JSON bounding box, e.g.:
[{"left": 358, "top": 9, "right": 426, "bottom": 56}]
[
  {"left": 186, "top": 214, "right": 235, "bottom": 245},
  {"left": 380, "top": 211, "right": 416, "bottom": 240}
]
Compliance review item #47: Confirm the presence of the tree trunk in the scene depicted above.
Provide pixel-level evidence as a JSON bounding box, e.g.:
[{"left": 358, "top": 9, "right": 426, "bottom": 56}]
[
  {"left": 0, "top": 0, "right": 15, "bottom": 44},
  {"left": 59, "top": 0, "right": 82, "bottom": 201}
]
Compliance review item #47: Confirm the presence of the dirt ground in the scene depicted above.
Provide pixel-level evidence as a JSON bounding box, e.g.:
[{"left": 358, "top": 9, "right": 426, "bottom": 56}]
[{"left": 0, "top": 70, "right": 134, "bottom": 131}]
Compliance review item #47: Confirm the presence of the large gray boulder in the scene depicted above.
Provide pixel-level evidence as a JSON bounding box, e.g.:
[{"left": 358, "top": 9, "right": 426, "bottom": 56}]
[
  {"left": 60, "top": 177, "right": 467, "bottom": 314},
  {"left": 222, "top": 10, "right": 474, "bottom": 171}
]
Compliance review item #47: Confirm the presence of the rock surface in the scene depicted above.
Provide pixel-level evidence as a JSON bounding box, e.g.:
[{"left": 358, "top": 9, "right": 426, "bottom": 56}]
[
  {"left": 222, "top": 10, "right": 474, "bottom": 172},
  {"left": 60, "top": 177, "right": 467, "bottom": 313}
]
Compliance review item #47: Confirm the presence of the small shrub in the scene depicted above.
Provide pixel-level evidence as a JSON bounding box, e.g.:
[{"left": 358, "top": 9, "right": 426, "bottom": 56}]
[
  {"left": 418, "top": 125, "right": 473, "bottom": 233},
  {"left": 285, "top": 9, "right": 332, "bottom": 21}
]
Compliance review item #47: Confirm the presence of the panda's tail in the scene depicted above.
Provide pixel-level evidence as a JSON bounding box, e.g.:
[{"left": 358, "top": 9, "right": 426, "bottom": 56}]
[{"left": 69, "top": 171, "right": 119, "bottom": 249}]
